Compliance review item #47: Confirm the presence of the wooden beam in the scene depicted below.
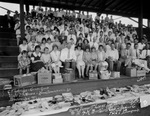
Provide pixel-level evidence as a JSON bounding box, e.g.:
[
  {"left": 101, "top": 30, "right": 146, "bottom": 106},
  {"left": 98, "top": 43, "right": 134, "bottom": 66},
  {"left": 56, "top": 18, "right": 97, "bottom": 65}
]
[
  {"left": 128, "top": 17, "right": 147, "bottom": 28},
  {"left": 87, "top": 0, "right": 95, "bottom": 7},
  {"left": 113, "top": 0, "right": 130, "bottom": 11},
  {"left": 20, "top": 0, "right": 25, "bottom": 40},
  {"left": 138, "top": 0, "right": 143, "bottom": 41},
  {"left": 80, "top": 0, "right": 87, "bottom": 6},
  {"left": 119, "top": 0, "right": 135, "bottom": 12}
]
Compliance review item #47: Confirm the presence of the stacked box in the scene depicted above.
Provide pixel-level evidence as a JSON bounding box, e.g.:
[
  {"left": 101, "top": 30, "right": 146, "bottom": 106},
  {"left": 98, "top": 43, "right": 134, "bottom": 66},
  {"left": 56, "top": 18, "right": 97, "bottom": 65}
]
[
  {"left": 126, "top": 67, "right": 137, "bottom": 77},
  {"left": 111, "top": 72, "right": 120, "bottom": 79},
  {"left": 137, "top": 70, "right": 146, "bottom": 77},
  {"left": 89, "top": 70, "right": 98, "bottom": 80},
  {"left": 53, "top": 73, "right": 63, "bottom": 84},
  {"left": 62, "top": 73, "right": 72, "bottom": 82},
  {"left": 14, "top": 73, "right": 36, "bottom": 87},
  {"left": 38, "top": 72, "right": 52, "bottom": 84}
]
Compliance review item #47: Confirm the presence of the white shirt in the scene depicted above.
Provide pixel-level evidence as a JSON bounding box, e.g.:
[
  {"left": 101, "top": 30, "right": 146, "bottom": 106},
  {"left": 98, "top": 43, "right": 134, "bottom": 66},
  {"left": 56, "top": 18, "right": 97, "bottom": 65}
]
[
  {"left": 44, "top": 34, "right": 54, "bottom": 42},
  {"left": 87, "top": 35, "right": 94, "bottom": 42},
  {"left": 132, "top": 48, "right": 140, "bottom": 59},
  {"left": 50, "top": 50, "right": 61, "bottom": 62},
  {"left": 41, "top": 54, "right": 51, "bottom": 63},
  {"left": 106, "top": 49, "right": 119, "bottom": 61},
  {"left": 89, "top": 42, "right": 99, "bottom": 50},
  {"left": 138, "top": 43, "right": 145, "bottom": 50},
  {"left": 28, "top": 42, "right": 38, "bottom": 52},
  {"left": 45, "top": 43, "right": 53, "bottom": 53},
  {"left": 60, "top": 48, "right": 77, "bottom": 62},
  {"left": 97, "top": 51, "right": 107, "bottom": 61},
  {"left": 19, "top": 44, "right": 28, "bottom": 52},
  {"left": 67, "top": 34, "right": 77, "bottom": 44},
  {"left": 141, "top": 49, "right": 150, "bottom": 59},
  {"left": 76, "top": 50, "right": 84, "bottom": 62}
]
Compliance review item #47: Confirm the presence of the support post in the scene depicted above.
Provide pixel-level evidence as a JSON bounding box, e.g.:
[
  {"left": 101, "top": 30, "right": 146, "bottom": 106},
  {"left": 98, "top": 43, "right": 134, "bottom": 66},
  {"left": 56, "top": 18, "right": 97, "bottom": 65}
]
[
  {"left": 25, "top": 1, "right": 29, "bottom": 15},
  {"left": 20, "top": 0, "right": 25, "bottom": 40},
  {"left": 148, "top": 19, "right": 150, "bottom": 28},
  {"left": 138, "top": 0, "right": 143, "bottom": 41}
]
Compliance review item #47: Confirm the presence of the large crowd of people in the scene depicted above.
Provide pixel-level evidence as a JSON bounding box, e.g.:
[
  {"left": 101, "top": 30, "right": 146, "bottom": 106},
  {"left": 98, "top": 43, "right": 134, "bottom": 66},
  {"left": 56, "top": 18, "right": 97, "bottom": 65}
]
[{"left": 13, "top": 4, "right": 150, "bottom": 78}]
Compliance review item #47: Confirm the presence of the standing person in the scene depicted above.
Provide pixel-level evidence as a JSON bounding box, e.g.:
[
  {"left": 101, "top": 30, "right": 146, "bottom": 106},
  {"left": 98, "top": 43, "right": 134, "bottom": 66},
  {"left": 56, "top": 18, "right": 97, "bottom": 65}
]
[
  {"left": 18, "top": 50, "right": 30, "bottom": 75},
  {"left": 50, "top": 44, "right": 62, "bottom": 73},
  {"left": 60, "top": 42, "right": 76, "bottom": 71},
  {"left": 31, "top": 45, "right": 45, "bottom": 72},
  {"left": 14, "top": 18, "right": 21, "bottom": 45},
  {"left": 41, "top": 47, "right": 51, "bottom": 71},
  {"left": 75, "top": 45, "right": 85, "bottom": 78},
  {"left": 106, "top": 43, "right": 120, "bottom": 71}
]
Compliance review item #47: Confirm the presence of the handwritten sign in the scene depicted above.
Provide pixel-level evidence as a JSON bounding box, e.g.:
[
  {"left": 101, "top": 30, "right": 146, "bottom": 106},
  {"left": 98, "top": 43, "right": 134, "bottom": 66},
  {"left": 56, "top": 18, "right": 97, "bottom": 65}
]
[
  {"left": 107, "top": 97, "right": 140, "bottom": 115},
  {"left": 137, "top": 76, "right": 146, "bottom": 82},
  {"left": 68, "top": 102, "right": 108, "bottom": 116},
  {"left": 8, "top": 86, "right": 71, "bottom": 101}
]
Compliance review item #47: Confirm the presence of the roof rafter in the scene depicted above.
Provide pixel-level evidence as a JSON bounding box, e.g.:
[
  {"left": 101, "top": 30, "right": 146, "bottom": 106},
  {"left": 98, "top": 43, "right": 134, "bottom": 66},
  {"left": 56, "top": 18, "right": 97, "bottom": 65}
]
[
  {"left": 113, "top": 0, "right": 130, "bottom": 11},
  {"left": 87, "top": 0, "right": 95, "bottom": 7},
  {"left": 80, "top": 0, "right": 87, "bottom": 7}
]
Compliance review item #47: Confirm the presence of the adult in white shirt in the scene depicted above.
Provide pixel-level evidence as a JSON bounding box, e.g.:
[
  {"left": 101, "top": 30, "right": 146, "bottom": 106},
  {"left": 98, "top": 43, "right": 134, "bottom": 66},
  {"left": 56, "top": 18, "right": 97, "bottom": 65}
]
[
  {"left": 44, "top": 30, "right": 54, "bottom": 42},
  {"left": 67, "top": 30, "right": 77, "bottom": 44},
  {"left": 60, "top": 42, "right": 77, "bottom": 71},
  {"left": 132, "top": 44, "right": 150, "bottom": 72},
  {"left": 50, "top": 44, "right": 62, "bottom": 73},
  {"left": 106, "top": 43, "right": 120, "bottom": 71},
  {"left": 138, "top": 39, "right": 146, "bottom": 50},
  {"left": 75, "top": 45, "right": 85, "bottom": 78},
  {"left": 89, "top": 37, "right": 99, "bottom": 50},
  {"left": 97, "top": 45, "right": 107, "bottom": 71},
  {"left": 27, "top": 36, "right": 38, "bottom": 56},
  {"left": 87, "top": 31, "right": 94, "bottom": 43},
  {"left": 36, "top": 31, "right": 44, "bottom": 44}
]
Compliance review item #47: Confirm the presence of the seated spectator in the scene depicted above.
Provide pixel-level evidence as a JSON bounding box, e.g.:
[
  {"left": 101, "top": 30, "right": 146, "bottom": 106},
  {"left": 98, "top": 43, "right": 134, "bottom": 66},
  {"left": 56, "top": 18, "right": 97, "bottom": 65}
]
[
  {"left": 82, "top": 39, "right": 90, "bottom": 51},
  {"left": 53, "top": 36, "right": 61, "bottom": 49},
  {"left": 89, "top": 37, "right": 99, "bottom": 50},
  {"left": 119, "top": 43, "right": 133, "bottom": 67},
  {"left": 138, "top": 38, "right": 146, "bottom": 50},
  {"left": 97, "top": 45, "right": 107, "bottom": 71},
  {"left": 27, "top": 36, "right": 38, "bottom": 56},
  {"left": 40, "top": 38, "right": 47, "bottom": 53},
  {"left": 31, "top": 45, "right": 45, "bottom": 72},
  {"left": 36, "top": 31, "right": 45, "bottom": 44},
  {"left": 106, "top": 43, "right": 120, "bottom": 71},
  {"left": 19, "top": 38, "right": 28, "bottom": 53},
  {"left": 141, "top": 43, "right": 150, "bottom": 68},
  {"left": 60, "top": 42, "right": 76, "bottom": 71},
  {"left": 60, "top": 40, "right": 67, "bottom": 50},
  {"left": 45, "top": 38, "right": 53, "bottom": 53},
  {"left": 83, "top": 46, "right": 92, "bottom": 76},
  {"left": 76, "top": 45, "right": 85, "bottom": 78},
  {"left": 90, "top": 47, "right": 98, "bottom": 71},
  {"left": 18, "top": 50, "right": 30, "bottom": 75},
  {"left": 67, "top": 29, "right": 77, "bottom": 44},
  {"left": 41, "top": 47, "right": 51, "bottom": 71},
  {"left": 50, "top": 44, "right": 62, "bottom": 73},
  {"left": 25, "top": 28, "right": 33, "bottom": 42},
  {"left": 76, "top": 38, "right": 83, "bottom": 47}
]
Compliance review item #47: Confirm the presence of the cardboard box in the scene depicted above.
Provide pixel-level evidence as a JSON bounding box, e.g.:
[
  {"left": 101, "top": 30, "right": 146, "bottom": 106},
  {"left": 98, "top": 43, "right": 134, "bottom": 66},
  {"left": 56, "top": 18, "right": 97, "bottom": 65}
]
[
  {"left": 99, "top": 70, "right": 111, "bottom": 80},
  {"left": 137, "top": 70, "right": 146, "bottom": 77},
  {"left": 62, "top": 73, "right": 72, "bottom": 82},
  {"left": 14, "top": 73, "right": 36, "bottom": 87},
  {"left": 38, "top": 72, "right": 52, "bottom": 84},
  {"left": 126, "top": 67, "right": 137, "bottom": 77},
  {"left": 89, "top": 71, "right": 98, "bottom": 80},
  {"left": 111, "top": 72, "right": 120, "bottom": 79},
  {"left": 52, "top": 73, "right": 63, "bottom": 84}
]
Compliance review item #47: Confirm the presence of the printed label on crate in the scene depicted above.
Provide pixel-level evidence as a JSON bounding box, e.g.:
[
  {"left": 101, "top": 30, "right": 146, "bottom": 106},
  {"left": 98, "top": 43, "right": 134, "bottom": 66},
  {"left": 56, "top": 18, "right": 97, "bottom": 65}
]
[
  {"left": 68, "top": 102, "right": 108, "bottom": 116},
  {"left": 107, "top": 97, "right": 140, "bottom": 115}
]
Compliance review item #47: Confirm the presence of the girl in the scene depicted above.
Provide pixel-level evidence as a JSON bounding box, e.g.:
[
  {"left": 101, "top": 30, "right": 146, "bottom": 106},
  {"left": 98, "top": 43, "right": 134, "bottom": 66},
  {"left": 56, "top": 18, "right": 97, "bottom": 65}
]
[
  {"left": 41, "top": 47, "right": 51, "bottom": 71},
  {"left": 50, "top": 44, "right": 62, "bottom": 73},
  {"left": 45, "top": 38, "right": 53, "bottom": 53},
  {"left": 91, "top": 47, "right": 98, "bottom": 71},
  {"left": 40, "top": 38, "right": 47, "bottom": 53},
  {"left": 31, "top": 45, "right": 45, "bottom": 72},
  {"left": 19, "top": 38, "right": 28, "bottom": 53},
  {"left": 82, "top": 39, "right": 90, "bottom": 51},
  {"left": 76, "top": 45, "right": 85, "bottom": 78},
  {"left": 18, "top": 50, "right": 30, "bottom": 75},
  {"left": 83, "top": 46, "right": 92, "bottom": 76}
]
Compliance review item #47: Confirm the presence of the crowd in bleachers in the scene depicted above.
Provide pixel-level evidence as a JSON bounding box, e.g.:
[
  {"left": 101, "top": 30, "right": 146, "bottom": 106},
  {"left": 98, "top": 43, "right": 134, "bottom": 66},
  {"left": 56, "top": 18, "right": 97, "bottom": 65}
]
[{"left": 13, "top": 4, "right": 150, "bottom": 78}]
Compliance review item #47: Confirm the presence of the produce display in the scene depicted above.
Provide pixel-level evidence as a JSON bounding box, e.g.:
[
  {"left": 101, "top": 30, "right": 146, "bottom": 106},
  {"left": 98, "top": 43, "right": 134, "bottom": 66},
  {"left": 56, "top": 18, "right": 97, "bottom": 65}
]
[{"left": 1, "top": 84, "right": 150, "bottom": 116}]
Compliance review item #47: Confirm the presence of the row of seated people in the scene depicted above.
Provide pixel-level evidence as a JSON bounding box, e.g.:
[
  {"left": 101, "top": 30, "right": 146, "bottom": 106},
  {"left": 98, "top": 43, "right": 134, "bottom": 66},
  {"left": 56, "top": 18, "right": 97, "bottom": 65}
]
[{"left": 18, "top": 36, "right": 150, "bottom": 78}]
